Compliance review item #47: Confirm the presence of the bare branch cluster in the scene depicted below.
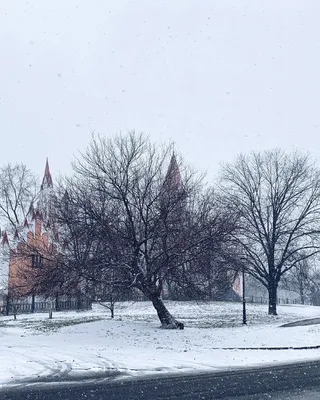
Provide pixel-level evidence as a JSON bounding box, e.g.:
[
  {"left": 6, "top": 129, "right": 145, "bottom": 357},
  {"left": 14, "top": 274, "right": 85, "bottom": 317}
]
[
  {"left": 45, "top": 132, "right": 234, "bottom": 327},
  {"left": 219, "top": 149, "right": 320, "bottom": 314}
]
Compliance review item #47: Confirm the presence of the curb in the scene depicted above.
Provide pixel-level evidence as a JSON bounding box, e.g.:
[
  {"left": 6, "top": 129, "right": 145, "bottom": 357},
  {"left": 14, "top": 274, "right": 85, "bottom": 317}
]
[
  {"left": 281, "top": 318, "right": 320, "bottom": 328},
  {"left": 211, "top": 345, "right": 320, "bottom": 350}
]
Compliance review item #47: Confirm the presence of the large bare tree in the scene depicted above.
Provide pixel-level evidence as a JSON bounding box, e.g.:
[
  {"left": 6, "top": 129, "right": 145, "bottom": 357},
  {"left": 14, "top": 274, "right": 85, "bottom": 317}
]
[
  {"left": 51, "top": 132, "right": 222, "bottom": 329},
  {"left": 219, "top": 149, "right": 320, "bottom": 315}
]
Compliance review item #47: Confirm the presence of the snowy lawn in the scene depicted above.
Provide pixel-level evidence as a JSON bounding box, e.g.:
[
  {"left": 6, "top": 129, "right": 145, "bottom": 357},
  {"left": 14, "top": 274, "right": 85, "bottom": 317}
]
[{"left": 1, "top": 300, "right": 320, "bottom": 387}]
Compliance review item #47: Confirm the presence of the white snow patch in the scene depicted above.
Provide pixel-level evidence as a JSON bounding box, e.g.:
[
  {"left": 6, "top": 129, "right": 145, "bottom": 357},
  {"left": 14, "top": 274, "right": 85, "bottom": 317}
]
[{"left": 1, "top": 301, "right": 320, "bottom": 387}]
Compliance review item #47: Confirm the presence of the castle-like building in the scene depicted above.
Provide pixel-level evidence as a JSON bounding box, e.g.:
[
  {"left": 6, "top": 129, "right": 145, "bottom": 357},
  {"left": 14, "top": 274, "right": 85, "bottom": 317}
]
[{"left": 0, "top": 160, "right": 90, "bottom": 314}]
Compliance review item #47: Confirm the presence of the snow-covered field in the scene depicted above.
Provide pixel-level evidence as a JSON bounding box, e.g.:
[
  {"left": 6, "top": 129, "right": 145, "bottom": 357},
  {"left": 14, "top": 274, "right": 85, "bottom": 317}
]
[{"left": 1, "top": 301, "right": 320, "bottom": 388}]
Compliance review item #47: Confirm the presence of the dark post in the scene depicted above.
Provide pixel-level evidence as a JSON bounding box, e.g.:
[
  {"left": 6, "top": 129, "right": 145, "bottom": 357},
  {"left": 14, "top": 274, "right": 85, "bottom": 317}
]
[
  {"left": 6, "top": 294, "right": 10, "bottom": 316},
  {"left": 242, "top": 267, "right": 247, "bottom": 325},
  {"left": 31, "top": 293, "right": 35, "bottom": 313}
]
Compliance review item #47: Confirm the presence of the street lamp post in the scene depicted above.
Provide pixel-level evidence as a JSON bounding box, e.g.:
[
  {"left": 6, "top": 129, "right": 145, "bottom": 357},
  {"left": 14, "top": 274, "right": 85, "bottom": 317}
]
[{"left": 242, "top": 267, "right": 247, "bottom": 325}]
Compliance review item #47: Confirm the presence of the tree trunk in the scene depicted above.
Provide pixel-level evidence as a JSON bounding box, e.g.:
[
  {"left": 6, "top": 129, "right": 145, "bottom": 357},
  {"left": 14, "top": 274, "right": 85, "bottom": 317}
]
[
  {"left": 149, "top": 294, "right": 184, "bottom": 329},
  {"left": 299, "top": 284, "right": 305, "bottom": 305},
  {"left": 268, "top": 283, "right": 278, "bottom": 315},
  {"left": 110, "top": 296, "right": 115, "bottom": 318}
]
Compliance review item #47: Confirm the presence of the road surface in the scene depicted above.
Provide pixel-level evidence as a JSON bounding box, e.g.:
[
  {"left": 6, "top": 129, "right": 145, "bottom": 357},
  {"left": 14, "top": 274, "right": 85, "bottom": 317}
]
[{"left": 2, "top": 359, "right": 320, "bottom": 399}]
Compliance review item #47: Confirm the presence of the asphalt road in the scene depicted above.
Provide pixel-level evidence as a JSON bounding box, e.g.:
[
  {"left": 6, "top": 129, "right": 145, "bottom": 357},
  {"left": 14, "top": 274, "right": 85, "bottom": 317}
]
[
  {"left": 226, "top": 387, "right": 320, "bottom": 399},
  {"left": 2, "top": 359, "right": 320, "bottom": 400}
]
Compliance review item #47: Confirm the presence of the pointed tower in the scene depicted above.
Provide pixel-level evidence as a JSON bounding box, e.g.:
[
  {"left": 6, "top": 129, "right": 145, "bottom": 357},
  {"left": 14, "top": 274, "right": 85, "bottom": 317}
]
[
  {"left": 1, "top": 231, "right": 9, "bottom": 246},
  {"left": 0, "top": 231, "right": 10, "bottom": 296},
  {"left": 37, "top": 159, "right": 55, "bottom": 229},
  {"left": 40, "top": 158, "right": 53, "bottom": 190},
  {"left": 163, "top": 152, "right": 182, "bottom": 191},
  {"left": 160, "top": 152, "right": 185, "bottom": 211}
]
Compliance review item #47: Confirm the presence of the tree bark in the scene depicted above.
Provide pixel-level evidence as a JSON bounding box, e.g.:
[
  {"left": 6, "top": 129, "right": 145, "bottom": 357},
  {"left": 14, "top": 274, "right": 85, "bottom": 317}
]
[
  {"left": 149, "top": 294, "right": 184, "bottom": 329},
  {"left": 299, "top": 283, "right": 305, "bottom": 305},
  {"left": 268, "top": 282, "right": 278, "bottom": 315}
]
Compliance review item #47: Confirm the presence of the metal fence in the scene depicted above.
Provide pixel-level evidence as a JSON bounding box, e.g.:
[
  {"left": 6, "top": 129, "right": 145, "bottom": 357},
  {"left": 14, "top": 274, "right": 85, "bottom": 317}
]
[
  {"left": 0, "top": 299, "right": 92, "bottom": 316},
  {"left": 246, "top": 296, "right": 302, "bottom": 305}
]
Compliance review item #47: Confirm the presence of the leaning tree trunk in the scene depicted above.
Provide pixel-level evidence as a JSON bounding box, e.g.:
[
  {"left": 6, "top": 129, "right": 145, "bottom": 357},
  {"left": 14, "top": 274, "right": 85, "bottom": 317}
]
[
  {"left": 268, "top": 282, "right": 278, "bottom": 315},
  {"left": 149, "top": 294, "right": 184, "bottom": 329}
]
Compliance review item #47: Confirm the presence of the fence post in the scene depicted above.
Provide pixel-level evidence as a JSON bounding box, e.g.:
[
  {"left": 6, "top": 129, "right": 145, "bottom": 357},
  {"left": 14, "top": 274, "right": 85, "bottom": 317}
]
[
  {"left": 31, "top": 294, "right": 35, "bottom": 313},
  {"left": 55, "top": 293, "right": 59, "bottom": 311},
  {"left": 13, "top": 305, "right": 17, "bottom": 320}
]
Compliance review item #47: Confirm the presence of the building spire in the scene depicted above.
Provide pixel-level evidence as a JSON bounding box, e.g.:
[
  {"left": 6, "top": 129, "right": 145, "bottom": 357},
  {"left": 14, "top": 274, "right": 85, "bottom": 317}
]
[
  {"left": 160, "top": 151, "right": 185, "bottom": 206},
  {"left": 40, "top": 158, "right": 53, "bottom": 190},
  {"left": 164, "top": 152, "right": 182, "bottom": 188},
  {"left": 1, "top": 231, "right": 9, "bottom": 246}
]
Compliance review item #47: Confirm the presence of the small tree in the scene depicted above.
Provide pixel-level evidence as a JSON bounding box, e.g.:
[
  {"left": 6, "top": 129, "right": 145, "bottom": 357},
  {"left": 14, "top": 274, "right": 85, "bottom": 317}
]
[
  {"left": 0, "top": 163, "right": 38, "bottom": 231},
  {"left": 280, "top": 257, "right": 314, "bottom": 304},
  {"left": 219, "top": 149, "right": 320, "bottom": 315},
  {"left": 0, "top": 163, "right": 38, "bottom": 306}
]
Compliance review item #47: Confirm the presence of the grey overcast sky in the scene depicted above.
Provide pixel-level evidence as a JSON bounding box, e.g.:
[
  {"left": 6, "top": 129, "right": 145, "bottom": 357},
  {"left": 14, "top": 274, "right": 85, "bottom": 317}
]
[{"left": 1, "top": 1, "right": 320, "bottom": 181}]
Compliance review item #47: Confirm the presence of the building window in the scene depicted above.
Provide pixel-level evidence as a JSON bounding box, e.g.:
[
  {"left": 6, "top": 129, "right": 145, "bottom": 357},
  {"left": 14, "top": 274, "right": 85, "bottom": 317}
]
[{"left": 31, "top": 254, "right": 43, "bottom": 268}]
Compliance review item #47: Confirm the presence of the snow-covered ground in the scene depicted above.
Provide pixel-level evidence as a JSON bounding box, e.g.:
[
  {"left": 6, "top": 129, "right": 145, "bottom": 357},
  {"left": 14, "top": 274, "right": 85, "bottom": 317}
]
[{"left": 1, "top": 301, "right": 320, "bottom": 387}]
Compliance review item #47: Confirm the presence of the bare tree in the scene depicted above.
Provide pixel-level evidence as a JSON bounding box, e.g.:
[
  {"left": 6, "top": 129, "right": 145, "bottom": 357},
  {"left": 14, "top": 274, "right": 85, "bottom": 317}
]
[
  {"left": 52, "top": 132, "right": 220, "bottom": 329},
  {"left": 219, "top": 149, "right": 320, "bottom": 315},
  {"left": 0, "top": 163, "right": 38, "bottom": 305},
  {"left": 280, "top": 257, "right": 315, "bottom": 304},
  {"left": 0, "top": 163, "right": 38, "bottom": 232}
]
